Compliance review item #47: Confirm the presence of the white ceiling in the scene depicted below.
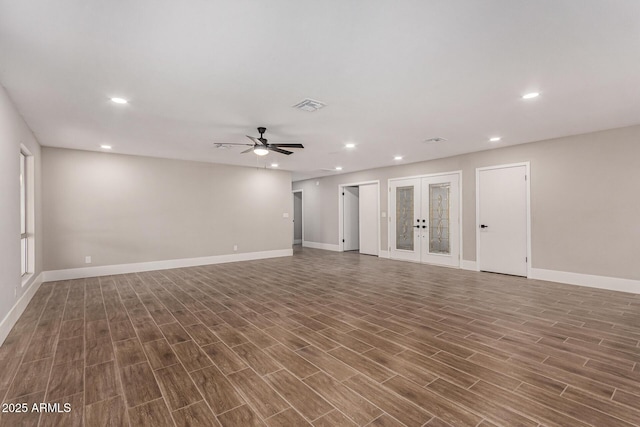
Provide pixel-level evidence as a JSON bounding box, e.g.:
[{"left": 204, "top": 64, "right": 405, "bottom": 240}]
[{"left": 1, "top": 1, "right": 639, "bottom": 181}]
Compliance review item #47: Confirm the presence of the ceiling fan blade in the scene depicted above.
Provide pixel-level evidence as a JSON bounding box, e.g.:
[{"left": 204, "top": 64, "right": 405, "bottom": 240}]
[
  {"left": 240, "top": 147, "right": 255, "bottom": 154},
  {"left": 269, "top": 143, "right": 304, "bottom": 148},
  {"left": 246, "top": 135, "right": 268, "bottom": 146},
  {"left": 215, "top": 142, "right": 253, "bottom": 146},
  {"left": 270, "top": 147, "right": 293, "bottom": 155}
]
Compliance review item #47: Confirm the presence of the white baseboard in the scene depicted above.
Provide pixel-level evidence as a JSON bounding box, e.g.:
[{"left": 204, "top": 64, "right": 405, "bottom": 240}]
[
  {"left": 378, "top": 250, "right": 390, "bottom": 259},
  {"left": 461, "top": 260, "right": 478, "bottom": 271},
  {"left": 293, "top": 239, "right": 302, "bottom": 245},
  {"left": 0, "top": 272, "right": 43, "bottom": 346},
  {"left": 302, "top": 241, "right": 340, "bottom": 252},
  {"left": 43, "top": 249, "right": 293, "bottom": 282},
  {"left": 530, "top": 268, "right": 640, "bottom": 295}
]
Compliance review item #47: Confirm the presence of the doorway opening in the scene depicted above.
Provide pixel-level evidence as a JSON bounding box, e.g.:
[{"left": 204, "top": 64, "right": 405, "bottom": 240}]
[
  {"left": 343, "top": 187, "right": 359, "bottom": 251},
  {"left": 338, "top": 181, "right": 380, "bottom": 256},
  {"left": 292, "top": 190, "right": 303, "bottom": 246}
]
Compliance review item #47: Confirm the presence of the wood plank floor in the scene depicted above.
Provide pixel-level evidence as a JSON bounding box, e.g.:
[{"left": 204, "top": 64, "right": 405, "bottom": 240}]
[{"left": 1, "top": 247, "right": 639, "bottom": 426}]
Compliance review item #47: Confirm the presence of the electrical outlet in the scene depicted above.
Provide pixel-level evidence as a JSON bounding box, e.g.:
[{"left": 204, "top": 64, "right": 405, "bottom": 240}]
[
  {"left": 233, "top": 245, "right": 238, "bottom": 251},
  {"left": 85, "top": 256, "right": 92, "bottom": 264},
  {"left": 283, "top": 212, "right": 289, "bottom": 218}
]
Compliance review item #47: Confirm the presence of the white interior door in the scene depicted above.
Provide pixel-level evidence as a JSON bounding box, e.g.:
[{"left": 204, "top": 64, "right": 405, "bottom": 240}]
[
  {"left": 390, "top": 178, "right": 421, "bottom": 262},
  {"left": 477, "top": 165, "right": 528, "bottom": 276},
  {"left": 421, "top": 174, "right": 460, "bottom": 267},
  {"left": 359, "top": 184, "right": 378, "bottom": 256},
  {"left": 343, "top": 187, "right": 360, "bottom": 251}
]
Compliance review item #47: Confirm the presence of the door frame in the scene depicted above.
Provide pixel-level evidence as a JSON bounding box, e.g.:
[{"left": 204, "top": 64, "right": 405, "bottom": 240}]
[
  {"left": 387, "top": 170, "right": 463, "bottom": 266},
  {"left": 338, "top": 180, "right": 380, "bottom": 254},
  {"left": 292, "top": 189, "right": 304, "bottom": 245},
  {"left": 475, "top": 162, "right": 531, "bottom": 277}
]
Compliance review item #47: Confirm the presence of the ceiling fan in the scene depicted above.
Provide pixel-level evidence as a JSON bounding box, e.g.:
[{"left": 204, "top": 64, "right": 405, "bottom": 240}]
[{"left": 215, "top": 127, "right": 304, "bottom": 156}]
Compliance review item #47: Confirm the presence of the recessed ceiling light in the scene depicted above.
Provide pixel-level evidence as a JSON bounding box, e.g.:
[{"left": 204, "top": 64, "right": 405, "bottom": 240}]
[
  {"left": 345, "top": 143, "right": 356, "bottom": 149},
  {"left": 394, "top": 156, "right": 403, "bottom": 160},
  {"left": 110, "top": 97, "right": 128, "bottom": 104},
  {"left": 100, "top": 145, "right": 112, "bottom": 149},
  {"left": 335, "top": 166, "right": 343, "bottom": 171},
  {"left": 253, "top": 147, "right": 269, "bottom": 156},
  {"left": 489, "top": 137, "right": 501, "bottom": 142},
  {"left": 522, "top": 92, "right": 539, "bottom": 99},
  {"left": 271, "top": 163, "right": 279, "bottom": 168}
]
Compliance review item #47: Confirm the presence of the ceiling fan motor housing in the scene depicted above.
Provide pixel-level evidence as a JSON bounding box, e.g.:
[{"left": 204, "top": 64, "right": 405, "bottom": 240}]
[{"left": 257, "top": 127, "right": 268, "bottom": 144}]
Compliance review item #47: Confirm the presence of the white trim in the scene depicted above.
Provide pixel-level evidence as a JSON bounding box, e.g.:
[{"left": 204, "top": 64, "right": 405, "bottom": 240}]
[
  {"left": 378, "top": 250, "right": 390, "bottom": 259},
  {"left": 43, "top": 249, "right": 293, "bottom": 281},
  {"left": 21, "top": 272, "right": 34, "bottom": 287},
  {"left": 460, "top": 260, "right": 477, "bottom": 271},
  {"left": 387, "top": 170, "right": 462, "bottom": 182},
  {"left": 530, "top": 268, "right": 640, "bottom": 295},
  {"left": 387, "top": 170, "right": 463, "bottom": 267},
  {"left": 302, "top": 241, "right": 340, "bottom": 252},
  {"left": 475, "top": 170, "right": 480, "bottom": 272},
  {"left": 0, "top": 272, "right": 43, "bottom": 346},
  {"left": 476, "top": 162, "right": 532, "bottom": 277},
  {"left": 292, "top": 189, "right": 304, "bottom": 244},
  {"left": 337, "top": 180, "right": 381, "bottom": 256},
  {"left": 459, "top": 173, "right": 464, "bottom": 265}
]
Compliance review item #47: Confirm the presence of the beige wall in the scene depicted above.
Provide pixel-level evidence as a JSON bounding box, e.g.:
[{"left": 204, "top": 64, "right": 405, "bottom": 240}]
[
  {"left": 43, "top": 148, "right": 293, "bottom": 270},
  {"left": 293, "top": 125, "right": 640, "bottom": 280},
  {"left": 0, "top": 86, "right": 43, "bottom": 322}
]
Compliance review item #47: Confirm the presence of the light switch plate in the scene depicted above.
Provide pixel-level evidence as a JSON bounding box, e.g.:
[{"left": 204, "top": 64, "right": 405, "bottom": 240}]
[{"left": 283, "top": 212, "right": 289, "bottom": 218}]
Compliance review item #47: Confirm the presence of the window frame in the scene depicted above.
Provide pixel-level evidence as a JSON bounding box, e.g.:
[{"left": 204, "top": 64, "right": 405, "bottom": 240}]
[
  {"left": 20, "top": 146, "right": 34, "bottom": 283},
  {"left": 20, "top": 151, "right": 27, "bottom": 276}
]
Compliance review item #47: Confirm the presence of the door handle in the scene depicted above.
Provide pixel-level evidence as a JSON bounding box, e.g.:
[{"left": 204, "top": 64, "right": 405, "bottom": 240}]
[
  {"left": 413, "top": 225, "right": 420, "bottom": 228},
  {"left": 480, "top": 224, "right": 489, "bottom": 229}
]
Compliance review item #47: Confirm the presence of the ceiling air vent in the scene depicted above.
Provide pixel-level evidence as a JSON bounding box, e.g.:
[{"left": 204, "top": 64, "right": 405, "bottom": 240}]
[
  {"left": 424, "top": 137, "right": 447, "bottom": 143},
  {"left": 292, "top": 98, "right": 326, "bottom": 112}
]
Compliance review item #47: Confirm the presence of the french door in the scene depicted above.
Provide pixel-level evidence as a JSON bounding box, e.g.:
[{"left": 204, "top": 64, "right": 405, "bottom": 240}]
[
  {"left": 390, "top": 178, "right": 421, "bottom": 262},
  {"left": 390, "top": 173, "right": 460, "bottom": 267}
]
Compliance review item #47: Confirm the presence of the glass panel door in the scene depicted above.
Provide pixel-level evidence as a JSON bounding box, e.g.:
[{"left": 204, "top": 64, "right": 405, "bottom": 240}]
[
  {"left": 396, "top": 186, "right": 415, "bottom": 251},
  {"left": 421, "top": 174, "right": 459, "bottom": 267},
  {"left": 429, "top": 183, "right": 450, "bottom": 254},
  {"left": 389, "top": 178, "right": 421, "bottom": 262}
]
